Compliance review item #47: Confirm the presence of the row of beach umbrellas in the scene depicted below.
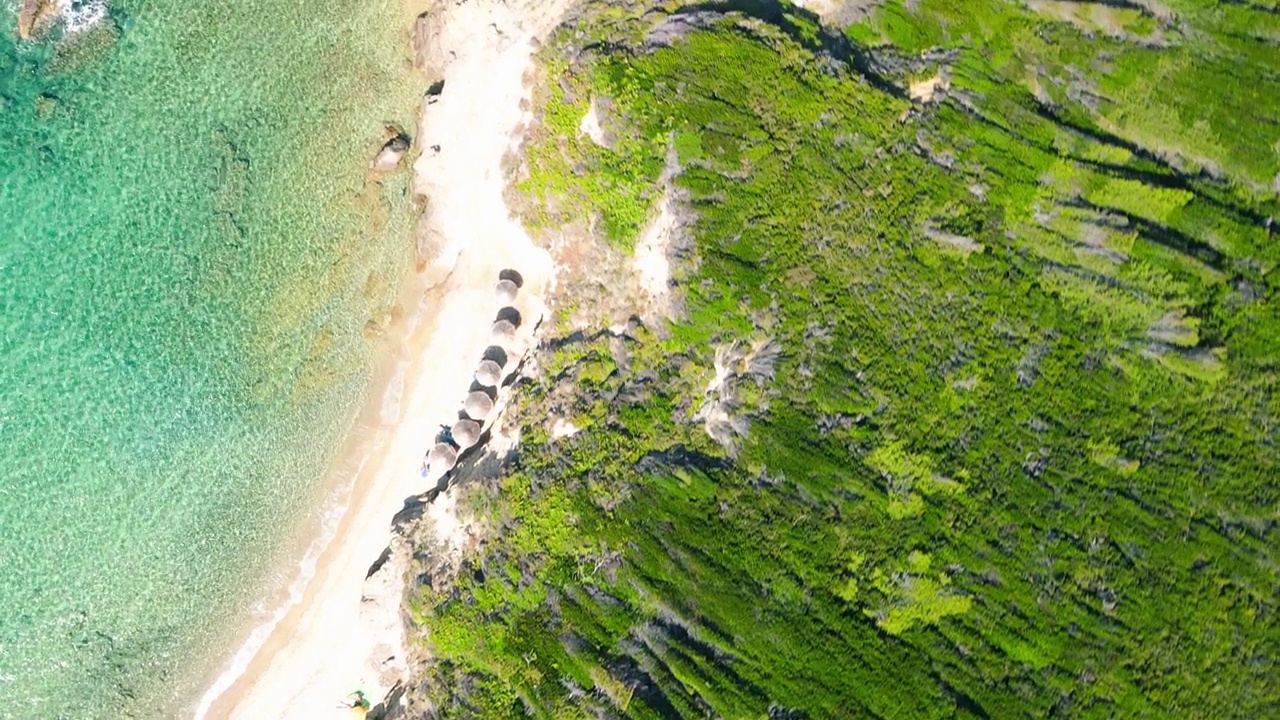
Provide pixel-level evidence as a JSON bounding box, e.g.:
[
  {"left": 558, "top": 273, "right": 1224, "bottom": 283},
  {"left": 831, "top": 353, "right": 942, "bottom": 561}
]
[{"left": 422, "top": 271, "right": 524, "bottom": 480}]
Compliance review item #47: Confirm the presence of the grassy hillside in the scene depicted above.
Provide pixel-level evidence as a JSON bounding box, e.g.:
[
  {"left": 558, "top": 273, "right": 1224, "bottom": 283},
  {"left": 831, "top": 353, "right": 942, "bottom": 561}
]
[{"left": 403, "top": 1, "right": 1278, "bottom": 717}]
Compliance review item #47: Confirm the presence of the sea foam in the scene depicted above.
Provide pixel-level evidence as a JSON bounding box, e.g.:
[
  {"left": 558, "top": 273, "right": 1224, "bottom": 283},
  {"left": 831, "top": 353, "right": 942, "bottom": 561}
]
[
  {"left": 5, "top": 0, "right": 108, "bottom": 37},
  {"left": 58, "top": 0, "right": 108, "bottom": 34}
]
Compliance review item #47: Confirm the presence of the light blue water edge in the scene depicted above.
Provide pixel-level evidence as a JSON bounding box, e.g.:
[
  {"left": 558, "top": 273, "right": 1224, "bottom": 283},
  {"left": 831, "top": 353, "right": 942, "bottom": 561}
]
[{"left": 1, "top": 1, "right": 425, "bottom": 716}]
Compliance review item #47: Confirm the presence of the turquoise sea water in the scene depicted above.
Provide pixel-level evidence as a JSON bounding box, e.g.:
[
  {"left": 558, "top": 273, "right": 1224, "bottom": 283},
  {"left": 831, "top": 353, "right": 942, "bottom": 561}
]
[{"left": 1, "top": 2, "right": 422, "bottom": 716}]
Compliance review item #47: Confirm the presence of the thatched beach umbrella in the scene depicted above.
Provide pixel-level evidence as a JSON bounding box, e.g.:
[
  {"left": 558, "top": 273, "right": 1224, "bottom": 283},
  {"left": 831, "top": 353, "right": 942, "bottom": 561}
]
[
  {"left": 496, "top": 306, "right": 522, "bottom": 327},
  {"left": 463, "top": 390, "right": 494, "bottom": 421},
  {"left": 499, "top": 268, "right": 524, "bottom": 287},
  {"left": 475, "top": 359, "right": 503, "bottom": 387},
  {"left": 426, "top": 442, "right": 458, "bottom": 473},
  {"left": 482, "top": 345, "right": 508, "bottom": 367},
  {"left": 491, "top": 319, "right": 516, "bottom": 344},
  {"left": 451, "top": 419, "right": 481, "bottom": 449},
  {"left": 495, "top": 278, "right": 519, "bottom": 305}
]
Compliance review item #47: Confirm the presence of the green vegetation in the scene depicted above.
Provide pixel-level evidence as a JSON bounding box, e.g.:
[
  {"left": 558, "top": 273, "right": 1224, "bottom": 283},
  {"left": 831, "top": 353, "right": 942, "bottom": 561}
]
[{"left": 406, "top": 1, "right": 1278, "bottom": 717}]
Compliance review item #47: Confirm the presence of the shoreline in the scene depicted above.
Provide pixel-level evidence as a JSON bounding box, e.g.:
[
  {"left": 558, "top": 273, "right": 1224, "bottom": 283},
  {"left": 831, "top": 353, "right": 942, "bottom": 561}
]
[
  {"left": 193, "top": 1, "right": 572, "bottom": 717},
  {"left": 188, "top": 265, "right": 430, "bottom": 720}
]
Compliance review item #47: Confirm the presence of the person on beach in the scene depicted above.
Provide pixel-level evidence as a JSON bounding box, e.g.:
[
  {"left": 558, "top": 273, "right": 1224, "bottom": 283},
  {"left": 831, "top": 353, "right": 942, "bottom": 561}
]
[{"left": 344, "top": 689, "right": 370, "bottom": 716}]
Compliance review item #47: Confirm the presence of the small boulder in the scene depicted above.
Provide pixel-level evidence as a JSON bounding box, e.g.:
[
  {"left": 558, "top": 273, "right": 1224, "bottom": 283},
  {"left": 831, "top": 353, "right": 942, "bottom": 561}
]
[
  {"left": 372, "top": 126, "right": 411, "bottom": 173},
  {"left": 33, "top": 93, "right": 60, "bottom": 120}
]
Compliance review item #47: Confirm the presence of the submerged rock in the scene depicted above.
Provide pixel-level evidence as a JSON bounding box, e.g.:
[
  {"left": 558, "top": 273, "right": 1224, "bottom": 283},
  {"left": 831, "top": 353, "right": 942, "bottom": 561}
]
[
  {"left": 46, "top": 17, "right": 122, "bottom": 74},
  {"left": 18, "top": 0, "right": 60, "bottom": 41},
  {"left": 20, "top": 0, "right": 121, "bottom": 74},
  {"left": 33, "top": 93, "right": 61, "bottom": 119}
]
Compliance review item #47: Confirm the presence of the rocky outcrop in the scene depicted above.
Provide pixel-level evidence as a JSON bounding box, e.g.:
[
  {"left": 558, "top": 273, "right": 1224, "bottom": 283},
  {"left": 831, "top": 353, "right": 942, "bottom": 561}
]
[
  {"left": 357, "top": 538, "right": 413, "bottom": 716},
  {"left": 372, "top": 125, "right": 412, "bottom": 173},
  {"left": 18, "top": 0, "right": 60, "bottom": 40},
  {"left": 413, "top": 6, "right": 450, "bottom": 79}
]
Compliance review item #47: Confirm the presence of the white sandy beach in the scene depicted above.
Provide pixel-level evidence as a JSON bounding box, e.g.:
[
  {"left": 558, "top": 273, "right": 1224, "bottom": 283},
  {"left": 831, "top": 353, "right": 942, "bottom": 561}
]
[{"left": 196, "top": 0, "right": 572, "bottom": 717}]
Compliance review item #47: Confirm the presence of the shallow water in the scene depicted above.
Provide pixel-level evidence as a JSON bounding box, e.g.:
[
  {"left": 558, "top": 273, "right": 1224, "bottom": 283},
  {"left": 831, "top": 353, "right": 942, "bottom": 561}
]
[{"left": 0, "top": 1, "right": 421, "bottom": 716}]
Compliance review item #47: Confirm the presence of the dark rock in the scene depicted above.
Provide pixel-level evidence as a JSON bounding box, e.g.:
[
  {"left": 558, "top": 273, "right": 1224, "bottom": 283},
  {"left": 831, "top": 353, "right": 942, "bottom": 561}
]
[{"left": 646, "top": 11, "right": 722, "bottom": 48}]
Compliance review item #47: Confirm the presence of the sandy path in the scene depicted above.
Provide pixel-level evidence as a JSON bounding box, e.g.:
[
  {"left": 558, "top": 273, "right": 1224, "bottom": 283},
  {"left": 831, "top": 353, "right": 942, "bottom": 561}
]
[{"left": 196, "top": 1, "right": 570, "bottom": 717}]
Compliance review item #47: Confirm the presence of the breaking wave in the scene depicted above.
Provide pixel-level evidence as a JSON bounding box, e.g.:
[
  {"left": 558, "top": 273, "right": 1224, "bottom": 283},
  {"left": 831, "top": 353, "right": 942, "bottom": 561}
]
[
  {"left": 58, "top": 0, "right": 109, "bottom": 35},
  {"left": 8, "top": 0, "right": 109, "bottom": 37}
]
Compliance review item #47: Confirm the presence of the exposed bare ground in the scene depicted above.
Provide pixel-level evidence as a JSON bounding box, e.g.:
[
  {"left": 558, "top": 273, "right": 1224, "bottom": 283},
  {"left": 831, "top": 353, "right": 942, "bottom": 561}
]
[
  {"left": 924, "top": 225, "right": 984, "bottom": 254},
  {"left": 578, "top": 98, "right": 610, "bottom": 147},
  {"left": 789, "top": 0, "right": 886, "bottom": 26},
  {"left": 909, "top": 73, "right": 949, "bottom": 103},
  {"left": 695, "top": 338, "right": 781, "bottom": 457}
]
